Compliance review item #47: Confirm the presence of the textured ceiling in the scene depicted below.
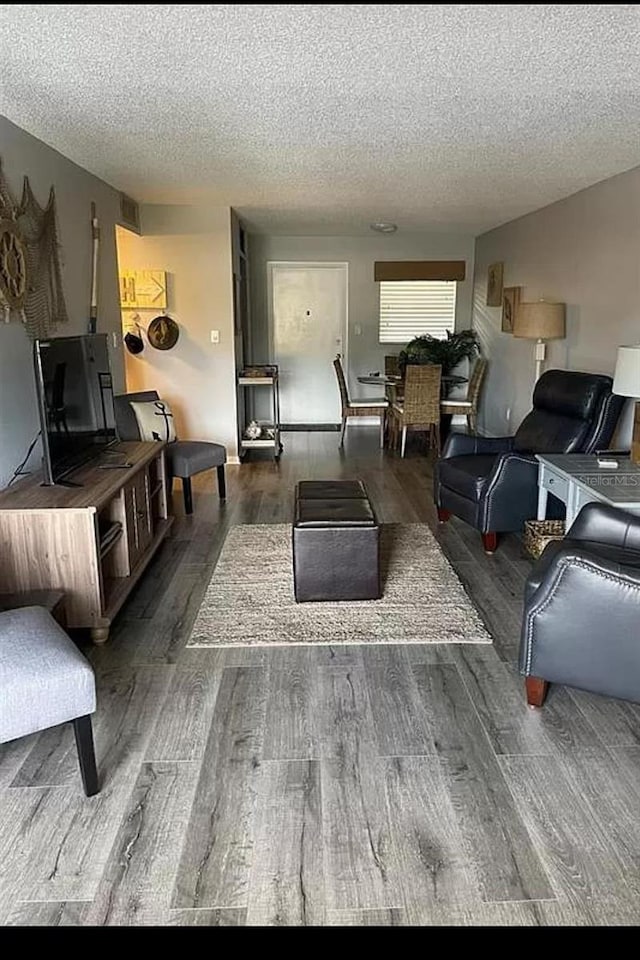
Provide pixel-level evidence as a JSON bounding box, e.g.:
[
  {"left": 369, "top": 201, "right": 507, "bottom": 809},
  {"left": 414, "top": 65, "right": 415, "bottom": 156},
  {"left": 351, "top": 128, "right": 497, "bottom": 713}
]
[{"left": 1, "top": 4, "right": 640, "bottom": 235}]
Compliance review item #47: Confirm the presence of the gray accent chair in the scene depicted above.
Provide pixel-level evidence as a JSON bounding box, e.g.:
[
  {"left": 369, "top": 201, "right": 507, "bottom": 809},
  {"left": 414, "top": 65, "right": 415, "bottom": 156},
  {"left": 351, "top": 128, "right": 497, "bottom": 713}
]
[
  {"left": 520, "top": 502, "right": 640, "bottom": 708},
  {"left": 114, "top": 390, "right": 227, "bottom": 515},
  {"left": 0, "top": 605, "right": 98, "bottom": 796}
]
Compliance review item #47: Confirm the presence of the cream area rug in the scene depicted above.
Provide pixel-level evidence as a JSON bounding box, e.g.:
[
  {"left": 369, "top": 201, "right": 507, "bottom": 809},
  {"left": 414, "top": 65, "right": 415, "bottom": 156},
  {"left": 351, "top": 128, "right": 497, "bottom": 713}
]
[{"left": 187, "top": 523, "right": 492, "bottom": 648}]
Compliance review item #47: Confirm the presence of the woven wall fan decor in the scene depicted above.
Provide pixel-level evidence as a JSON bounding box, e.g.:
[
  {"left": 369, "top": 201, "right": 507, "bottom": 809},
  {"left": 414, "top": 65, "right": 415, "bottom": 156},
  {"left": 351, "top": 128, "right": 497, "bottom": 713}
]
[{"left": 0, "top": 157, "right": 69, "bottom": 337}]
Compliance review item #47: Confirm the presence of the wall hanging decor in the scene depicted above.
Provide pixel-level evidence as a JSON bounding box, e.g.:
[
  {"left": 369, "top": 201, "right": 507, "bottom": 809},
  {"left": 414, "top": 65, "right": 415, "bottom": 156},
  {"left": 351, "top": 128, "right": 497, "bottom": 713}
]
[
  {"left": 123, "top": 313, "right": 145, "bottom": 355},
  {"left": 147, "top": 314, "right": 179, "bottom": 350},
  {"left": 486, "top": 261, "right": 504, "bottom": 307},
  {"left": 0, "top": 157, "right": 69, "bottom": 337},
  {"left": 119, "top": 270, "right": 167, "bottom": 309},
  {"left": 502, "top": 285, "right": 521, "bottom": 333}
]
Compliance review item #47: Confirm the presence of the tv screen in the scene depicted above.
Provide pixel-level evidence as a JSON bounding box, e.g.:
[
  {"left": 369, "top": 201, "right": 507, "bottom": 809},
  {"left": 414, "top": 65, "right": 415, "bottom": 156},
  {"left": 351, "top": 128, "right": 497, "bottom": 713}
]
[{"left": 34, "top": 334, "right": 117, "bottom": 484}]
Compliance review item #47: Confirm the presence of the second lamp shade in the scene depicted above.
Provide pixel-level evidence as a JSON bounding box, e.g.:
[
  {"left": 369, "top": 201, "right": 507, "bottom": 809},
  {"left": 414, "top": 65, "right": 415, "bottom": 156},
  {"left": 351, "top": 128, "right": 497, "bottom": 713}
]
[{"left": 513, "top": 301, "right": 566, "bottom": 340}]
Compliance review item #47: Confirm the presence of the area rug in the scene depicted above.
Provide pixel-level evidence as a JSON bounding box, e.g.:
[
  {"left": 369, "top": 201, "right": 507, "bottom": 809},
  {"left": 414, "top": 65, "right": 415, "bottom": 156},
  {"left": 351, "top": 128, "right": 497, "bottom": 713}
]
[{"left": 187, "top": 523, "right": 492, "bottom": 648}]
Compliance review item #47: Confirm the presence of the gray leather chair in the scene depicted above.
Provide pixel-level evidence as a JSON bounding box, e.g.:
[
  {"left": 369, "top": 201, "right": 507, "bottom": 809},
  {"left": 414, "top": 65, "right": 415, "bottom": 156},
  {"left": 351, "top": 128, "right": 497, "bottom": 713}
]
[
  {"left": 114, "top": 391, "right": 227, "bottom": 515},
  {"left": 434, "top": 370, "right": 624, "bottom": 553},
  {"left": 520, "top": 502, "right": 640, "bottom": 708}
]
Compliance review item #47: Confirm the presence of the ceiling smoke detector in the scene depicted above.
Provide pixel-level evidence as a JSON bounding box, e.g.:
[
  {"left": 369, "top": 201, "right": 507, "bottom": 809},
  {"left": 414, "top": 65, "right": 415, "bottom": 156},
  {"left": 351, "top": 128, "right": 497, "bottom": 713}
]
[{"left": 370, "top": 221, "right": 397, "bottom": 234}]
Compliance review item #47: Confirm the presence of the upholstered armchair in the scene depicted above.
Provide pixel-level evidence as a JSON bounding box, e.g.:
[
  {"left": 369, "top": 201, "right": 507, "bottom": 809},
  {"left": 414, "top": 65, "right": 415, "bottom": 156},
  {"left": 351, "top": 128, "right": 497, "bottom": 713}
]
[
  {"left": 520, "top": 502, "right": 640, "bottom": 708},
  {"left": 434, "top": 370, "right": 623, "bottom": 552}
]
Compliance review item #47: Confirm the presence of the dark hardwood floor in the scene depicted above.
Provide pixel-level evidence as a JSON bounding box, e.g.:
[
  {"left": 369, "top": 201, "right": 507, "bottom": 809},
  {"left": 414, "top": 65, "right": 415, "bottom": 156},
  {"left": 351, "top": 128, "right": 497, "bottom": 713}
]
[{"left": 1, "top": 428, "right": 640, "bottom": 926}]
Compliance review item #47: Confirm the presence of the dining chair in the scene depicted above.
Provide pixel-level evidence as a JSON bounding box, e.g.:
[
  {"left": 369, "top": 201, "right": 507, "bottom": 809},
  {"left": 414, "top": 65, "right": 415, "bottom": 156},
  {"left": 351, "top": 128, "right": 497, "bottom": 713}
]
[
  {"left": 383, "top": 355, "right": 401, "bottom": 404},
  {"left": 389, "top": 364, "right": 442, "bottom": 458},
  {"left": 440, "top": 357, "right": 487, "bottom": 434},
  {"left": 333, "top": 355, "right": 388, "bottom": 447}
]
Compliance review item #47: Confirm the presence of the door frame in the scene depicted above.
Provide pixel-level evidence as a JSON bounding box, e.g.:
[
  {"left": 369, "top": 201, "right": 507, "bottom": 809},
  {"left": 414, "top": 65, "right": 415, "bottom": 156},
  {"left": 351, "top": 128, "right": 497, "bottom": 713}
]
[{"left": 267, "top": 262, "right": 349, "bottom": 420}]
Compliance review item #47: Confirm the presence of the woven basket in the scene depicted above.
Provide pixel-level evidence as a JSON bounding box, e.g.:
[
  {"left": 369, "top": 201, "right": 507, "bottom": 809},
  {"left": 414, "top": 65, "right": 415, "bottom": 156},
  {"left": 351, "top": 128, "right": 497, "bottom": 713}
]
[{"left": 523, "top": 520, "right": 566, "bottom": 560}]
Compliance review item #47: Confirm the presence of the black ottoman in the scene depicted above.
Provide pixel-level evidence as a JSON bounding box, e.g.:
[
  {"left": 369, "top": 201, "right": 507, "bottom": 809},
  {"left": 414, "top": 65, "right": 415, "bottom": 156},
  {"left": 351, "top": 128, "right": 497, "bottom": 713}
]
[{"left": 293, "top": 480, "right": 380, "bottom": 602}]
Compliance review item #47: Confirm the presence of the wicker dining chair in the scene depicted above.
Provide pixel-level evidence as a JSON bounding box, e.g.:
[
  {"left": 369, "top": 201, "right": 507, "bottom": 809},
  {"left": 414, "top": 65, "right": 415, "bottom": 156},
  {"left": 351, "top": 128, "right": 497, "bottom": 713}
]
[
  {"left": 440, "top": 357, "right": 488, "bottom": 434},
  {"left": 333, "top": 355, "right": 388, "bottom": 447},
  {"left": 389, "top": 364, "right": 442, "bottom": 458},
  {"left": 384, "top": 355, "right": 401, "bottom": 403}
]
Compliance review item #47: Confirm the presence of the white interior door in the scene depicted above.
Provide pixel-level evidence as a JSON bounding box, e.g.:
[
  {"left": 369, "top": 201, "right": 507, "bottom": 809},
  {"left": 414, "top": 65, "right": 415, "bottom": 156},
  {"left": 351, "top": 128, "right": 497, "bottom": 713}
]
[{"left": 270, "top": 262, "right": 347, "bottom": 424}]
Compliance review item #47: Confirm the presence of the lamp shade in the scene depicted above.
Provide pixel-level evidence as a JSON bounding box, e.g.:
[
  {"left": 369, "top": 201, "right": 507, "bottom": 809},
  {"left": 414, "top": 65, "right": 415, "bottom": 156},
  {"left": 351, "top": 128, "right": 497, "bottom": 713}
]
[
  {"left": 513, "top": 301, "right": 566, "bottom": 340},
  {"left": 613, "top": 344, "right": 640, "bottom": 398}
]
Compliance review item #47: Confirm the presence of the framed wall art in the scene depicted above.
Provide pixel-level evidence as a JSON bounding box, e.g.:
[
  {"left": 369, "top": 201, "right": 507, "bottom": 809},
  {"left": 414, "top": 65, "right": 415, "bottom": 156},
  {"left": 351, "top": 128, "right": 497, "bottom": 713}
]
[
  {"left": 502, "top": 285, "right": 521, "bottom": 333},
  {"left": 486, "top": 261, "right": 504, "bottom": 307}
]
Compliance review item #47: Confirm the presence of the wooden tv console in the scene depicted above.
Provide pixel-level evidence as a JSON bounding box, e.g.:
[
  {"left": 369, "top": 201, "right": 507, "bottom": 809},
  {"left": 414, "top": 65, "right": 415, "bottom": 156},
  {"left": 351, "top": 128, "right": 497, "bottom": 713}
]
[{"left": 0, "top": 441, "right": 173, "bottom": 644}]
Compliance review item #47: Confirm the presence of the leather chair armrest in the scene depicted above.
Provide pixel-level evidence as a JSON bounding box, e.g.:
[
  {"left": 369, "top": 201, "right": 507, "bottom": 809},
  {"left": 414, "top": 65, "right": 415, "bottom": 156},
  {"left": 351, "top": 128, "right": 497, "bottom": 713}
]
[
  {"left": 567, "top": 501, "right": 640, "bottom": 551},
  {"left": 480, "top": 451, "right": 539, "bottom": 532},
  {"left": 441, "top": 433, "right": 514, "bottom": 459},
  {"left": 520, "top": 548, "right": 640, "bottom": 701}
]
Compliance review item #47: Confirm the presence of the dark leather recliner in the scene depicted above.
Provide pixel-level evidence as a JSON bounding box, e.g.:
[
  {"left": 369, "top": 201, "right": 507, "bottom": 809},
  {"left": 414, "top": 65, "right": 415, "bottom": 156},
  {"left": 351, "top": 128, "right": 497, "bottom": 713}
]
[
  {"left": 434, "top": 370, "right": 624, "bottom": 552},
  {"left": 520, "top": 502, "right": 640, "bottom": 708}
]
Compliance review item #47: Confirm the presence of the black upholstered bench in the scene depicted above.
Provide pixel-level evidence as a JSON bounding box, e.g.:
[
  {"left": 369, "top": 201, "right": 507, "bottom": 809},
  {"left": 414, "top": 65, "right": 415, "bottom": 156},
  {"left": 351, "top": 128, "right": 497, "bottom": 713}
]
[{"left": 293, "top": 480, "right": 380, "bottom": 602}]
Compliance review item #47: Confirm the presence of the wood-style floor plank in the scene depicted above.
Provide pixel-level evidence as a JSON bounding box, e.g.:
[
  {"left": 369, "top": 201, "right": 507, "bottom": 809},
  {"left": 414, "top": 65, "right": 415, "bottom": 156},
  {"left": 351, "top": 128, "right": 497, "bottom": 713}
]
[
  {"left": 262, "top": 649, "right": 318, "bottom": 761},
  {"left": 383, "top": 756, "right": 478, "bottom": 908},
  {"left": 246, "top": 760, "right": 323, "bottom": 925},
  {"left": 316, "top": 666, "right": 398, "bottom": 910},
  {"left": 172, "top": 667, "right": 267, "bottom": 909},
  {"left": 81, "top": 762, "right": 198, "bottom": 925},
  {"left": 145, "top": 667, "right": 222, "bottom": 762},
  {"left": 412, "top": 663, "right": 554, "bottom": 903},
  {"left": 500, "top": 755, "right": 629, "bottom": 903},
  {"left": 166, "top": 908, "right": 247, "bottom": 926},
  {"left": 452, "top": 648, "right": 603, "bottom": 756},
  {"left": 361, "top": 646, "right": 436, "bottom": 756}
]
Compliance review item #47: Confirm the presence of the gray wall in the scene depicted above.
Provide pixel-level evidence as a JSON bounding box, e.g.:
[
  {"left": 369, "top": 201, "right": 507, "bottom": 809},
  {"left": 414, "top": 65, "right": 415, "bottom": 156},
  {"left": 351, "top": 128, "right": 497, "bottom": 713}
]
[
  {"left": 0, "top": 116, "right": 124, "bottom": 487},
  {"left": 249, "top": 232, "right": 475, "bottom": 409},
  {"left": 472, "top": 165, "right": 640, "bottom": 441}
]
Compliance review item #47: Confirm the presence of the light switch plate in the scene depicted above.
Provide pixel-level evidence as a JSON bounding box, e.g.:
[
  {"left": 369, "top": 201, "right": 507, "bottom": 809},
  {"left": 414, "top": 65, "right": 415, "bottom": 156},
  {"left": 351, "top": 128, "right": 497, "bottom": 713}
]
[{"left": 210, "top": 330, "right": 220, "bottom": 344}]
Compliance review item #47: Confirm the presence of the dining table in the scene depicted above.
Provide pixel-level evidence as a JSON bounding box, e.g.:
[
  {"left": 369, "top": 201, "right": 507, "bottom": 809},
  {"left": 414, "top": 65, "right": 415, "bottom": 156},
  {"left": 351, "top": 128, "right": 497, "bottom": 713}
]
[
  {"left": 357, "top": 372, "right": 468, "bottom": 447},
  {"left": 357, "top": 373, "right": 468, "bottom": 387}
]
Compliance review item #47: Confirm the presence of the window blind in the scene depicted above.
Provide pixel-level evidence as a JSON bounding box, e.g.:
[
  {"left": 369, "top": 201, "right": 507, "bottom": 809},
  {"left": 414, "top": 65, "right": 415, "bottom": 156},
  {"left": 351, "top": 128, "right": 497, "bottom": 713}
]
[{"left": 379, "top": 280, "right": 457, "bottom": 343}]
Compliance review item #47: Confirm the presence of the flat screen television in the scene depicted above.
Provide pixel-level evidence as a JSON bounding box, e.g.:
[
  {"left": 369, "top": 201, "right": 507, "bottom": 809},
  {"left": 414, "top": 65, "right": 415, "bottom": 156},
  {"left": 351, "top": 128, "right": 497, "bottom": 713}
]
[{"left": 33, "top": 333, "right": 117, "bottom": 485}]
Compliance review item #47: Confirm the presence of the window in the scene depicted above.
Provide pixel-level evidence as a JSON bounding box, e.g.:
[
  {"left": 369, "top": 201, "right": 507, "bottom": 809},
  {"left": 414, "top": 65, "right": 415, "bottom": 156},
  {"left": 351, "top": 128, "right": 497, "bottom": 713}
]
[{"left": 378, "top": 280, "right": 457, "bottom": 344}]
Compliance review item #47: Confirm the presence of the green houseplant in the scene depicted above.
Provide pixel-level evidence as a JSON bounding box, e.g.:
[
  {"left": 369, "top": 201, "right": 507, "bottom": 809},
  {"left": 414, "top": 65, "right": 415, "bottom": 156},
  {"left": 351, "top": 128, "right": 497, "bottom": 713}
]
[{"left": 398, "top": 329, "right": 480, "bottom": 376}]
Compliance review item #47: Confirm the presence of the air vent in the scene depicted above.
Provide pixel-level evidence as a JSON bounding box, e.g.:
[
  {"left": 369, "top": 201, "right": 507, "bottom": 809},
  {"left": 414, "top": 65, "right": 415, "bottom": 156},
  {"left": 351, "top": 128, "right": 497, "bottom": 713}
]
[{"left": 119, "top": 193, "right": 140, "bottom": 231}]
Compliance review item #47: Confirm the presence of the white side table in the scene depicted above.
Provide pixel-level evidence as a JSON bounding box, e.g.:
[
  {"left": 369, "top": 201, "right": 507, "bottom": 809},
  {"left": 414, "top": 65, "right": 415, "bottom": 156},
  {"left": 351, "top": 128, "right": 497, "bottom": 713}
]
[{"left": 536, "top": 454, "right": 640, "bottom": 528}]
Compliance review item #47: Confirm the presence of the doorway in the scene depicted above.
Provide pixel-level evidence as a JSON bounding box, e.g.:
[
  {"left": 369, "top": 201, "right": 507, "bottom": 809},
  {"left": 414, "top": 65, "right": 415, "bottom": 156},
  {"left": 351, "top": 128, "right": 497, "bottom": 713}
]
[{"left": 268, "top": 262, "right": 348, "bottom": 426}]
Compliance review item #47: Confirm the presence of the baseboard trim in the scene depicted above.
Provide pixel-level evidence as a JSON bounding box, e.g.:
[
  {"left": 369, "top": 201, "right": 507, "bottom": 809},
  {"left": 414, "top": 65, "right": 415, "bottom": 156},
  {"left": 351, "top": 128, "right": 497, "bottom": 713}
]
[{"left": 227, "top": 455, "right": 241, "bottom": 465}]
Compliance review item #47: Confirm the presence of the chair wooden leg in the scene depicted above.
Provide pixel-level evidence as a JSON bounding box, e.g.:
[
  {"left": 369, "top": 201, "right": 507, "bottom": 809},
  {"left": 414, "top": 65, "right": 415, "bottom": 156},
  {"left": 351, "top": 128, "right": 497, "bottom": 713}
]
[
  {"left": 379, "top": 412, "right": 385, "bottom": 448},
  {"left": 482, "top": 532, "right": 498, "bottom": 553},
  {"left": 437, "top": 508, "right": 451, "bottom": 523},
  {"left": 182, "top": 476, "right": 193, "bottom": 514},
  {"left": 339, "top": 415, "right": 347, "bottom": 447},
  {"left": 525, "top": 676, "right": 549, "bottom": 709},
  {"left": 216, "top": 464, "right": 226, "bottom": 500},
  {"left": 73, "top": 715, "right": 99, "bottom": 797},
  {"left": 433, "top": 422, "right": 441, "bottom": 458},
  {"left": 468, "top": 412, "right": 477, "bottom": 434},
  {"left": 400, "top": 425, "right": 407, "bottom": 458}
]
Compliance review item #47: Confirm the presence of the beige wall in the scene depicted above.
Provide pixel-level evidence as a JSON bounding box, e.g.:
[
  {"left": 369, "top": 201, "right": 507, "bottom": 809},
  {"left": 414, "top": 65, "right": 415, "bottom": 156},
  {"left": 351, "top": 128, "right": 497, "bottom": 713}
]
[
  {"left": 0, "top": 116, "right": 124, "bottom": 487},
  {"left": 117, "top": 205, "right": 238, "bottom": 458},
  {"left": 249, "top": 232, "right": 475, "bottom": 402},
  {"left": 473, "top": 165, "right": 640, "bottom": 441}
]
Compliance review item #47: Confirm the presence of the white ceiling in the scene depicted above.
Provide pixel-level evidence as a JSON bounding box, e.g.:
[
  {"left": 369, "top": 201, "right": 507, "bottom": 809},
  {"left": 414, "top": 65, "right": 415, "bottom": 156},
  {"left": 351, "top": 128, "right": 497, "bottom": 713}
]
[{"left": 1, "top": 4, "right": 640, "bottom": 236}]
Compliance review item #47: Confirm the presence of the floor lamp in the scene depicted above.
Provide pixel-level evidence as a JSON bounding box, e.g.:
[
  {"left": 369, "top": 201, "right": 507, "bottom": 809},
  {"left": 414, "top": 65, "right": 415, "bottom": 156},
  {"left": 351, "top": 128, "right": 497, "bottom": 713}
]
[
  {"left": 513, "top": 301, "right": 566, "bottom": 381},
  {"left": 613, "top": 344, "right": 640, "bottom": 465}
]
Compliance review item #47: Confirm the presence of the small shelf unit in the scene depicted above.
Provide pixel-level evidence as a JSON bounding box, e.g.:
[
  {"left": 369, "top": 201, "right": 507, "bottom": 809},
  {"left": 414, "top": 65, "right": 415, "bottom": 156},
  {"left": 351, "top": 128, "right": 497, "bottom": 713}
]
[{"left": 237, "top": 367, "right": 283, "bottom": 461}]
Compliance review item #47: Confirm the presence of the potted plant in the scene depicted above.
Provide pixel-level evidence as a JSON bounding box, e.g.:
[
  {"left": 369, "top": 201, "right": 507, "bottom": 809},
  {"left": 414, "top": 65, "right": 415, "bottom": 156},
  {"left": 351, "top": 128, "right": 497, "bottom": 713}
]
[{"left": 398, "top": 329, "right": 480, "bottom": 376}]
